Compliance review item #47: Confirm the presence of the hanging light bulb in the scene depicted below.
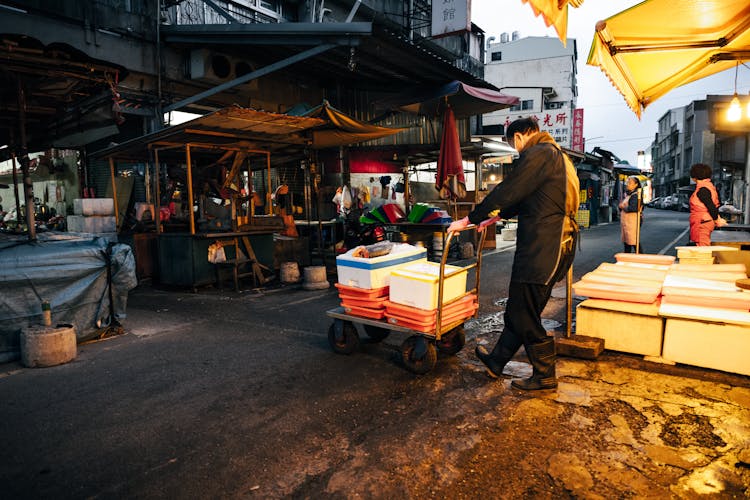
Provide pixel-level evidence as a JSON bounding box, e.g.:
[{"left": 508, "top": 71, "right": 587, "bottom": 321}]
[
  {"left": 728, "top": 93, "right": 742, "bottom": 122},
  {"left": 727, "top": 61, "right": 742, "bottom": 122}
]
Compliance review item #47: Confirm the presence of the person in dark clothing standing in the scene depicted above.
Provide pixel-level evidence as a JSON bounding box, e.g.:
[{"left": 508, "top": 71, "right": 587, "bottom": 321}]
[
  {"left": 447, "top": 118, "right": 580, "bottom": 390},
  {"left": 619, "top": 175, "right": 643, "bottom": 253},
  {"left": 689, "top": 163, "right": 726, "bottom": 245}
]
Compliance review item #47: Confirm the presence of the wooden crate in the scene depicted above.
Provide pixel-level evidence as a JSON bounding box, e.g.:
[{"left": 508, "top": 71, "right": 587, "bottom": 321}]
[
  {"left": 662, "top": 318, "right": 750, "bottom": 376},
  {"left": 575, "top": 299, "right": 664, "bottom": 356}
]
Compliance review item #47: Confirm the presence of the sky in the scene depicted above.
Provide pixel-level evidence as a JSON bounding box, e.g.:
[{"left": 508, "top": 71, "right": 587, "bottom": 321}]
[{"left": 471, "top": 0, "right": 750, "bottom": 165}]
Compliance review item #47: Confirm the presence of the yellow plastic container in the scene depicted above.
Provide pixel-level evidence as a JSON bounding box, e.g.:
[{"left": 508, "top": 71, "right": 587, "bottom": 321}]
[{"left": 389, "top": 261, "right": 467, "bottom": 311}]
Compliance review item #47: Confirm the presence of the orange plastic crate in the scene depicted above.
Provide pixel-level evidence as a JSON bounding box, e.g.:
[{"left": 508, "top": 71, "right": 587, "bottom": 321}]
[
  {"left": 342, "top": 304, "right": 386, "bottom": 320},
  {"left": 335, "top": 282, "right": 389, "bottom": 299}
]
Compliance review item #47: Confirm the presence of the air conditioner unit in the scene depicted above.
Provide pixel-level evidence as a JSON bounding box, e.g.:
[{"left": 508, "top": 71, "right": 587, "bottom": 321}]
[{"left": 188, "top": 49, "right": 258, "bottom": 90}]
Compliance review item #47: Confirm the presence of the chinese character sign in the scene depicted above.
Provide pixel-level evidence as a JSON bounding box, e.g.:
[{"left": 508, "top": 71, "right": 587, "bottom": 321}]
[
  {"left": 431, "top": 0, "right": 470, "bottom": 37},
  {"left": 571, "top": 108, "right": 584, "bottom": 153}
]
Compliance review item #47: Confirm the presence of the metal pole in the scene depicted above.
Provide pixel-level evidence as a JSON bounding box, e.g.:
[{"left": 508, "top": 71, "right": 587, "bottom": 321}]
[
  {"left": 744, "top": 132, "right": 750, "bottom": 225},
  {"left": 109, "top": 157, "right": 120, "bottom": 231},
  {"left": 635, "top": 189, "right": 641, "bottom": 254},
  {"left": 11, "top": 154, "right": 21, "bottom": 226},
  {"left": 402, "top": 159, "right": 410, "bottom": 215},
  {"left": 266, "top": 152, "right": 271, "bottom": 215},
  {"left": 566, "top": 265, "right": 573, "bottom": 338},
  {"left": 186, "top": 144, "right": 195, "bottom": 235},
  {"left": 153, "top": 148, "right": 162, "bottom": 234},
  {"left": 17, "top": 78, "right": 35, "bottom": 240}
]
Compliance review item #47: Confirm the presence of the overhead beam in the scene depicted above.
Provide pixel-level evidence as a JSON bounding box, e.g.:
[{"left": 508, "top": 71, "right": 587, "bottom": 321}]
[{"left": 164, "top": 44, "right": 336, "bottom": 112}]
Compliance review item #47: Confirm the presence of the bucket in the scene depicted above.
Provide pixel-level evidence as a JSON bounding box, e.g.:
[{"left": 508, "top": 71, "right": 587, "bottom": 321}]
[
  {"left": 280, "top": 261, "right": 300, "bottom": 283},
  {"left": 21, "top": 324, "right": 77, "bottom": 368},
  {"left": 433, "top": 232, "right": 444, "bottom": 258},
  {"left": 303, "top": 265, "right": 330, "bottom": 290}
]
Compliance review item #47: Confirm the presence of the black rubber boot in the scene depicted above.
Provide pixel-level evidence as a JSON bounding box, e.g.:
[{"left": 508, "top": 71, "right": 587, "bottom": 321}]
[
  {"left": 511, "top": 339, "right": 557, "bottom": 390},
  {"left": 475, "top": 341, "right": 515, "bottom": 379}
]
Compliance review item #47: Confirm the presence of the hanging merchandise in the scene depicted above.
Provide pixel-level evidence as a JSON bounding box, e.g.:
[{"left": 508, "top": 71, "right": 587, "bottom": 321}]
[
  {"left": 332, "top": 186, "right": 343, "bottom": 214},
  {"left": 361, "top": 185, "right": 371, "bottom": 204},
  {"left": 342, "top": 185, "right": 352, "bottom": 209},
  {"left": 371, "top": 185, "right": 379, "bottom": 198},
  {"left": 394, "top": 177, "right": 405, "bottom": 193},
  {"left": 391, "top": 186, "right": 396, "bottom": 200},
  {"left": 379, "top": 176, "right": 391, "bottom": 199}
]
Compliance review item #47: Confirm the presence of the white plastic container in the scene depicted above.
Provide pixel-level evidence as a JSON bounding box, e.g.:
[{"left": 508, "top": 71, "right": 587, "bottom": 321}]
[
  {"left": 73, "top": 198, "right": 115, "bottom": 216},
  {"left": 336, "top": 244, "right": 427, "bottom": 289},
  {"left": 389, "top": 261, "right": 468, "bottom": 310}
]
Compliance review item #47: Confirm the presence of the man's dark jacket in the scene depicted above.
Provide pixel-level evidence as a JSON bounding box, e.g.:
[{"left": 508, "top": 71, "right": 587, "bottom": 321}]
[{"left": 468, "top": 131, "right": 576, "bottom": 285}]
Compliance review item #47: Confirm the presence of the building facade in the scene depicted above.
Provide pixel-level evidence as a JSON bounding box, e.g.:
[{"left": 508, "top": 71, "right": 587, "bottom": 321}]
[
  {"left": 481, "top": 35, "right": 578, "bottom": 148},
  {"left": 651, "top": 95, "right": 747, "bottom": 211}
]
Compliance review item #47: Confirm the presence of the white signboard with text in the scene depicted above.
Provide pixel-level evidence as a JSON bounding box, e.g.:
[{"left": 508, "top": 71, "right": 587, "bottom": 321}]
[{"left": 431, "top": 0, "right": 470, "bottom": 37}]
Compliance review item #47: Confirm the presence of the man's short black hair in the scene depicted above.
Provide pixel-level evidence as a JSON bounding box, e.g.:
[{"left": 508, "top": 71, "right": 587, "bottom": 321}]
[
  {"left": 689, "top": 163, "right": 712, "bottom": 180},
  {"left": 506, "top": 117, "right": 540, "bottom": 139}
]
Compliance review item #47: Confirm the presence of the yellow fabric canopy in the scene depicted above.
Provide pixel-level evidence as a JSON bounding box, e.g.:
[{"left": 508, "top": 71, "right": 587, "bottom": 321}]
[
  {"left": 303, "top": 101, "right": 407, "bottom": 149},
  {"left": 587, "top": 0, "right": 750, "bottom": 118},
  {"left": 522, "top": 0, "right": 584, "bottom": 46}
]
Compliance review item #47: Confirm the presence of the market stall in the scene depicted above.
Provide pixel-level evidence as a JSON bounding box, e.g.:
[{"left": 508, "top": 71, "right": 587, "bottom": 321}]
[{"left": 92, "top": 107, "right": 327, "bottom": 289}]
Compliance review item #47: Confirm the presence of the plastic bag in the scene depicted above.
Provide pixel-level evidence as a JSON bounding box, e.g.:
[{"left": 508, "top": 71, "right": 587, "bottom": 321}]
[{"left": 208, "top": 242, "right": 226, "bottom": 263}]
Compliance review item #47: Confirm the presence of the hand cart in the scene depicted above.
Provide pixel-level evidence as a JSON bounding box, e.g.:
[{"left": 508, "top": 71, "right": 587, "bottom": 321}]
[{"left": 326, "top": 220, "right": 495, "bottom": 374}]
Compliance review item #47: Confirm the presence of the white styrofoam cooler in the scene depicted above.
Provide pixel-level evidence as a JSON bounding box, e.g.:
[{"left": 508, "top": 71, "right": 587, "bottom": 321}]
[
  {"left": 73, "top": 198, "right": 115, "bottom": 216},
  {"left": 389, "top": 261, "right": 467, "bottom": 311},
  {"left": 336, "top": 244, "right": 427, "bottom": 289}
]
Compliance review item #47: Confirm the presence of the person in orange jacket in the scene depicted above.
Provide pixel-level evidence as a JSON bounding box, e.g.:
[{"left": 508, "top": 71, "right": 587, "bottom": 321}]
[{"left": 688, "top": 163, "right": 726, "bottom": 246}]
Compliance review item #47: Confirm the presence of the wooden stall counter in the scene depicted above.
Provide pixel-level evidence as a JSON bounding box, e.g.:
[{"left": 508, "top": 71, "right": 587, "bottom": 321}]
[{"left": 157, "top": 230, "right": 274, "bottom": 288}]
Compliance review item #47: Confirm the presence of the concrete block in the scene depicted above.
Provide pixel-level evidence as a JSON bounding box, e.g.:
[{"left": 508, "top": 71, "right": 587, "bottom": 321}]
[
  {"left": 21, "top": 325, "right": 77, "bottom": 368},
  {"left": 556, "top": 335, "right": 604, "bottom": 360}
]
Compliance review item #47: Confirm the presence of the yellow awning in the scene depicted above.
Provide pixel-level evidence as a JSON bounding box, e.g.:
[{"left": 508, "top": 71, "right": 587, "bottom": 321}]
[
  {"left": 522, "top": 0, "right": 584, "bottom": 46},
  {"left": 587, "top": 0, "right": 750, "bottom": 118}
]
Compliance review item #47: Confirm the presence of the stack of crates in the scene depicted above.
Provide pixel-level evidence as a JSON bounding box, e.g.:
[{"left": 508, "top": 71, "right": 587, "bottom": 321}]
[
  {"left": 335, "top": 244, "right": 427, "bottom": 320},
  {"left": 385, "top": 261, "right": 477, "bottom": 332}
]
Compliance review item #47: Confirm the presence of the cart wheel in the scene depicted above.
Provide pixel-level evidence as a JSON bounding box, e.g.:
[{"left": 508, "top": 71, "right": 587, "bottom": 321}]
[
  {"left": 401, "top": 335, "right": 437, "bottom": 375},
  {"left": 363, "top": 325, "right": 390, "bottom": 342},
  {"left": 328, "top": 321, "right": 360, "bottom": 355},
  {"left": 437, "top": 325, "right": 466, "bottom": 355}
]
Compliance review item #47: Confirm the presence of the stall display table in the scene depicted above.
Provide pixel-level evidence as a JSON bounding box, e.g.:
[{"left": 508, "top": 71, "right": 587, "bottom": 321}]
[
  {"left": 575, "top": 298, "right": 664, "bottom": 356},
  {"left": 711, "top": 229, "right": 750, "bottom": 269},
  {"left": 157, "top": 231, "right": 274, "bottom": 288}
]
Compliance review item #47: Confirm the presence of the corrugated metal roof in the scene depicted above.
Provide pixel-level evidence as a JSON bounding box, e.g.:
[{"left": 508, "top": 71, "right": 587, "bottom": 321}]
[{"left": 91, "top": 107, "right": 326, "bottom": 162}]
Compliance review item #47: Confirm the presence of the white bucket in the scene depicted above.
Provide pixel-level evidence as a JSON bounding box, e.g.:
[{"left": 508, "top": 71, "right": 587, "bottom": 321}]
[{"left": 280, "top": 261, "right": 300, "bottom": 283}]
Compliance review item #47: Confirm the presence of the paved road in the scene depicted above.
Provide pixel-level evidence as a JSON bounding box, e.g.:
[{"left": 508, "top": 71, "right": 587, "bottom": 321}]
[{"left": 3, "top": 208, "right": 749, "bottom": 498}]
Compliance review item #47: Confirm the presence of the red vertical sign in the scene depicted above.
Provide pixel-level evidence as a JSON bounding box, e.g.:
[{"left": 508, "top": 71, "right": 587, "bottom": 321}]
[{"left": 571, "top": 108, "right": 584, "bottom": 153}]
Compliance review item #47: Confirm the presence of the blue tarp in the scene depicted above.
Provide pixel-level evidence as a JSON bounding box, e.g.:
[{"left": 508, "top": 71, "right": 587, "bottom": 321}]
[{"left": 0, "top": 234, "right": 137, "bottom": 362}]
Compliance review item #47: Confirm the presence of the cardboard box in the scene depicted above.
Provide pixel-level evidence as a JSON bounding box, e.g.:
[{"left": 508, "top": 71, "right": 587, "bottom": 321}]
[
  {"left": 662, "top": 318, "right": 750, "bottom": 376},
  {"left": 575, "top": 299, "right": 664, "bottom": 356},
  {"left": 73, "top": 198, "right": 114, "bottom": 216},
  {"left": 389, "top": 261, "right": 468, "bottom": 311},
  {"left": 335, "top": 245, "right": 426, "bottom": 289}
]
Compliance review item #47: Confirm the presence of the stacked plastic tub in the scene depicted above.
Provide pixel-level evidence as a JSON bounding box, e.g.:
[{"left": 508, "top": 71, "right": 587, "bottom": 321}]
[
  {"left": 385, "top": 261, "right": 477, "bottom": 332},
  {"left": 335, "top": 243, "right": 427, "bottom": 320}
]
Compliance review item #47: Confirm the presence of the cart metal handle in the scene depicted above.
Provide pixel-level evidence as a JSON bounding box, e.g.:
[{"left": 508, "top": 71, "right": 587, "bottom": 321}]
[{"left": 435, "top": 216, "right": 499, "bottom": 334}]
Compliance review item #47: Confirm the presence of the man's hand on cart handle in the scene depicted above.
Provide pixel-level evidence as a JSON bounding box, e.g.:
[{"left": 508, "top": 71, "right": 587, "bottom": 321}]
[
  {"left": 447, "top": 217, "right": 470, "bottom": 233},
  {"left": 447, "top": 216, "right": 500, "bottom": 233}
]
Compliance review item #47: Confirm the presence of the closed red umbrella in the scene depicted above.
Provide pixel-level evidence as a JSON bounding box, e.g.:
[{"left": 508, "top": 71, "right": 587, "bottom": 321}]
[{"left": 435, "top": 106, "right": 466, "bottom": 200}]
